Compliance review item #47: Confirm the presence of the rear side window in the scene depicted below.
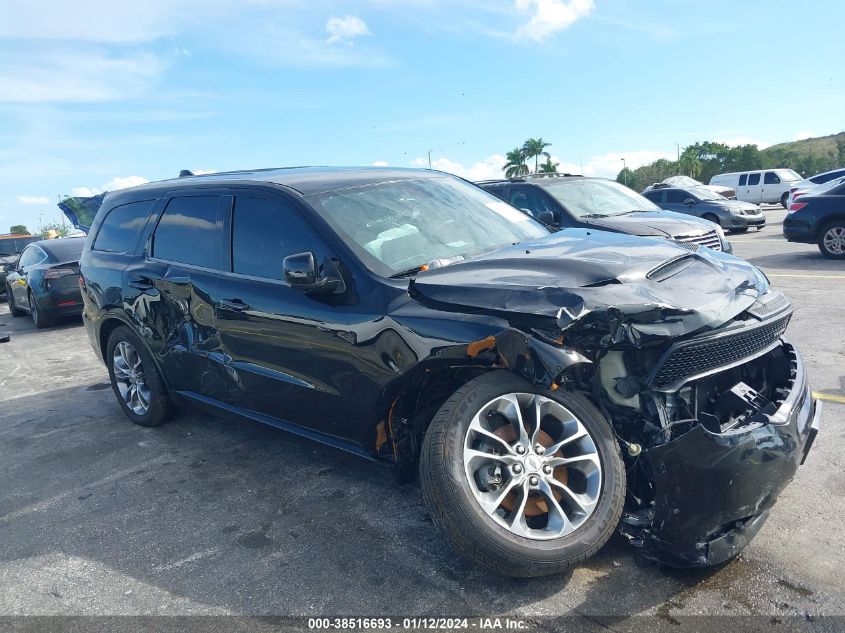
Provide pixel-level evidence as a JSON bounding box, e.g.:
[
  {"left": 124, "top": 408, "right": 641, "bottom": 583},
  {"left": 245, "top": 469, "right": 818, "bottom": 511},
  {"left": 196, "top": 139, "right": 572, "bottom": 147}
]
[
  {"left": 812, "top": 169, "right": 845, "bottom": 185},
  {"left": 18, "top": 246, "right": 45, "bottom": 268},
  {"left": 764, "top": 172, "right": 781, "bottom": 184},
  {"left": 231, "top": 196, "right": 322, "bottom": 281},
  {"left": 152, "top": 196, "right": 222, "bottom": 269},
  {"left": 93, "top": 200, "right": 155, "bottom": 253},
  {"left": 739, "top": 174, "right": 748, "bottom": 186},
  {"left": 747, "top": 173, "right": 761, "bottom": 186}
]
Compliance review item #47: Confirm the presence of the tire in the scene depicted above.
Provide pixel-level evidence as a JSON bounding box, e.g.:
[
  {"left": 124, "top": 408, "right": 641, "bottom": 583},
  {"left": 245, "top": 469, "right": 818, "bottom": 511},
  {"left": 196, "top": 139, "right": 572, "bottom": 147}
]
[
  {"left": 420, "top": 371, "right": 625, "bottom": 577},
  {"left": 702, "top": 213, "right": 722, "bottom": 227},
  {"left": 106, "top": 325, "right": 174, "bottom": 427},
  {"left": 817, "top": 222, "right": 845, "bottom": 259},
  {"left": 730, "top": 227, "right": 749, "bottom": 234},
  {"left": 7, "top": 285, "right": 25, "bottom": 317},
  {"left": 780, "top": 193, "right": 789, "bottom": 208},
  {"left": 29, "top": 292, "right": 52, "bottom": 328}
]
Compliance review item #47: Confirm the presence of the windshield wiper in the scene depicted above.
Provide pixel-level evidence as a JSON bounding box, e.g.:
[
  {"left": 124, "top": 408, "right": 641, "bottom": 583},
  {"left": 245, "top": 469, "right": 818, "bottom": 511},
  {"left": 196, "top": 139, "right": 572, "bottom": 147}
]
[{"left": 389, "top": 266, "right": 425, "bottom": 279}]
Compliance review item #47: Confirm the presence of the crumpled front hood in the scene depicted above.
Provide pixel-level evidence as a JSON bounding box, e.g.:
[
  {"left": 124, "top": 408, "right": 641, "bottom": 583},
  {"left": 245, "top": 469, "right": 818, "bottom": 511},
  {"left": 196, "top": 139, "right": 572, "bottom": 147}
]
[
  {"left": 411, "top": 229, "right": 769, "bottom": 346},
  {"left": 587, "top": 210, "right": 716, "bottom": 237}
]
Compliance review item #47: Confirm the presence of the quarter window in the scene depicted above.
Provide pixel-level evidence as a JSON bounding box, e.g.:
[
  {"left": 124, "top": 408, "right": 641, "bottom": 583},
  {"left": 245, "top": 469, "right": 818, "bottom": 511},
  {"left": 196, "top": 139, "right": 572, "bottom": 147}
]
[
  {"left": 152, "top": 196, "right": 222, "bottom": 269},
  {"left": 231, "top": 196, "right": 322, "bottom": 281},
  {"left": 93, "top": 200, "right": 155, "bottom": 253},
  {"left": 739, "top": 174, "right": 748, "bottom": 186},
  {"left": 764, "top": 172, "right": 781, "bottom": 184},
  {"left": 747, "top": 173, "right": 761, "bottom": 186}
]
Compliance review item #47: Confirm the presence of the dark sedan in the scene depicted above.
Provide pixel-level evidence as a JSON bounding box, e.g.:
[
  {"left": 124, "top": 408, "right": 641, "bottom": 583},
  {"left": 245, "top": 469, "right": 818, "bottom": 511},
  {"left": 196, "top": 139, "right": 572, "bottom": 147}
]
[
  {"left": 479, "top": 176, "right": 733, "bottom": 253},
  {"left": 642, "top": 185, "right": 765, "bottom": 233},
  {"left": 0, "top": 234, "right": 40, "bottom": 293},
  {"left": 4, "top": 237, "right": 86, "bottom": 327},
  {"left": 783, "top": 180, "right": 845, "bottom": 258}
]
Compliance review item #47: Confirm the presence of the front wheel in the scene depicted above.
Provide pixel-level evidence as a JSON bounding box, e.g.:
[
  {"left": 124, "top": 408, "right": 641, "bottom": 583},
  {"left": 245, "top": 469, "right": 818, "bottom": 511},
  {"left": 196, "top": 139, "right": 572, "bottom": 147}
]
[
  {"left": 818, "top": 222, "right": 845, "bottom": 259},
  {"left": 106, "top": 326, "right": 174, "bottom": 427},
  {"left": 420, "top": 372, "right": 625, "bottom": 577}
]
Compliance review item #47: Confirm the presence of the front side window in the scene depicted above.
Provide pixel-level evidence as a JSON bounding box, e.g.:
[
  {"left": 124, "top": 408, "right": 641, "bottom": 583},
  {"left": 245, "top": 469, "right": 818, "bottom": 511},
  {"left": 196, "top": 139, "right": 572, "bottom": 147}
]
[
  {"left": 232, "top": 196, "right": 322, "bottom": 280},
  {"left": 665, "top": 190, "right": 691, "bottom": 204},
  {"left": 542, "top": 179, "right": 660, "bottom": 219},
  {"left": 509, "top": 187, "right": 555, "bottom": 219},
  {"left": 748, "top": 173, "right": 761, "bottom": 186},
  {"left": 307, "top": 175, "right": 548, "bottom": 276},
  {"left": 764, "top": 172, "right": 781, "bottom": 184},
  {"left": 152, "top": 196, "right": 222, "bottom": 269},
  {"left": 93, "top": 200, "right": 155, "bottom": 253}
]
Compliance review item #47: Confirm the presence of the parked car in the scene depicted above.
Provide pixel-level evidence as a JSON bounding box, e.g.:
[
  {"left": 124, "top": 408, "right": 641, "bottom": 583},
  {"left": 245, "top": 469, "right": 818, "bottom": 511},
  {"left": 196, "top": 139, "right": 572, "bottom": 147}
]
[
  {"left": 643, "top": 175, "right": 735, "bottom": 199},
  {"left": 4, "top": 237, "right": 86, "bottom": 327},
  {"left": 786, "top": 169, "right": 845, "bottom": 207},
  {"left": 0, "top": 234, "right": 40, "bottom": 294},
  {"left": 478, "top": 175, "right": 732, "bottom": 253},
  {"left": 642, "top": 184, "right": 765, "bottom": 233},
  {"left": 63, "top": 167, "right": 818, "bottom": 577},
  {"left": 783, "top": 178, "right": 845, "bottom": 258},
  {"left": 709, "top": 169, "right": 801, "bottom": 207}
]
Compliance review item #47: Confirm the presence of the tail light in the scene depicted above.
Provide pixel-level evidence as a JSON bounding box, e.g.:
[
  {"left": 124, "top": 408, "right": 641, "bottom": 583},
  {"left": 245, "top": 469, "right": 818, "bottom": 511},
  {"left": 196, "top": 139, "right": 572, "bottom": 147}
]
[
  {"left": 788, "top": 202, "right": 808, "bottom": 213},
  {"left": 44, "top": 268, "right": 76, "bottom": 279}
]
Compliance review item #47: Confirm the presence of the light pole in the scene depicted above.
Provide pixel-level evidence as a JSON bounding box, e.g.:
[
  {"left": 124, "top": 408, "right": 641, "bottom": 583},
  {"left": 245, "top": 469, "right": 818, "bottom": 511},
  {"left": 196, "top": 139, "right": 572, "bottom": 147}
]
[
  {"left": 428, "top": 149, "right": 433, "bottom": 170},
  {"left": 621, "top": 158, "right": 627, "bottom": 186}
]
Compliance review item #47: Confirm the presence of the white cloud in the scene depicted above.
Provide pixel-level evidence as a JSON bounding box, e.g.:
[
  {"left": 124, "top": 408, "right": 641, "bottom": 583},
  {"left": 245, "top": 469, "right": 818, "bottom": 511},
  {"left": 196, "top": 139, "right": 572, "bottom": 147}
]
[
  {"left": 325, "top": 15, "right": 370, "bottom": 44},
  {"left": 70, "top": 175, "right": 149, "bottom": 198},
  {"left": 793, "top": 131, "right": 815, "bottom": 141},
  {"left": 515, "top": 0, "right": 595, "bottom": 41},
  {"left": 0, "top": 47, "right": 164, "bottom": 103},
  {"left": 16, "top": 195, "right": 50, "bottom": 205},
  {"left": 412, "top": 154, "right": 506, "bottom": 181},
  {"left": 371, "top": 160, "right": 389, "bottom": 167}
]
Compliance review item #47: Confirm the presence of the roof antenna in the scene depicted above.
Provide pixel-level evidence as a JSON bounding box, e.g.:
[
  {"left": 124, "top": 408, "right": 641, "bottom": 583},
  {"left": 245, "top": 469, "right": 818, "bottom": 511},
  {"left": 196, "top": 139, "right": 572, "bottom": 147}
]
[{"left": 179, "top": 169, "right": 194, "bottom": 178}]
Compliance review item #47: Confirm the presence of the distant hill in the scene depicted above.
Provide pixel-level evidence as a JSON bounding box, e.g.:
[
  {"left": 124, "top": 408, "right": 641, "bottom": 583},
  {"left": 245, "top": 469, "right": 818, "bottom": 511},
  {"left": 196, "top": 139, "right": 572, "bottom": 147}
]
[{"left": 761, "top": 132, "right": 845, "bottom": 176}]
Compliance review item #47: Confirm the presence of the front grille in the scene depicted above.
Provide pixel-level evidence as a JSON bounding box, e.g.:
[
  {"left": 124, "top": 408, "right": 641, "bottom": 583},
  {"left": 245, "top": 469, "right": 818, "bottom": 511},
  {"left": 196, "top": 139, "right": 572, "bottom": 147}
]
[
  {"left": 673, "top": 229, "right": 722, "bottom": 251},
  {"left": 649, "top": 312, "right": 792, "bottom": 390}
]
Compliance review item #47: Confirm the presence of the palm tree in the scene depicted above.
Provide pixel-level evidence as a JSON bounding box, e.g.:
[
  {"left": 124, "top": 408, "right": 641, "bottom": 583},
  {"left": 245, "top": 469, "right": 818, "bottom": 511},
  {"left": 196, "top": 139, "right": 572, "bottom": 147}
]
[
  {"left": 503, "top": 148, "right": 529, "bottom": 178},
  {"left": 523, "top": 138, "right": 552, "bottom": 174},
  {"left": 679, "top": 147, "right": 703, "bottom": 179},
  {"left": 538, "top": 157, "right": 559, "bottom": 175}
]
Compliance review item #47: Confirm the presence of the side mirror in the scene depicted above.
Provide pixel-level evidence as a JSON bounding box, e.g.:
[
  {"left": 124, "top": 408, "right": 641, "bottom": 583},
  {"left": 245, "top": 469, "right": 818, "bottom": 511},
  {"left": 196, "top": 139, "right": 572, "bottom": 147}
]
[
  {"left": 683, "top": 198, "right": 695, "bottom": 205},
  {"left": 283, "top": 252, "right": 344, "bottom": 295},
  {"left": 519, "top": 207, "right": 534, "bottom": 216},
  {"left": 536, "top": 210, "right": 555, "bottom": 226}
]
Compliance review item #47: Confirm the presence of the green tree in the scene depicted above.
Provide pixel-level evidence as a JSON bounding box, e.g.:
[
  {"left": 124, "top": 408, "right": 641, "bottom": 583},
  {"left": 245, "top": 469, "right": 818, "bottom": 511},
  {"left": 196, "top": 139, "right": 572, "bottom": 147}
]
[
  {"left": 679, "top": 147, "right": 703, "bottom": 179},
  {"left": 615, "top": 167, "right": 638, "bottom": 190},
  {"left": 10, "top": 224, "right": 29, "bottom": 234},
  {"left": 522, "top": 138, "right": 552, "bottom": 174},
  {"left": 503, "top": 147, "right": 529, "bottom": 178},
  {"left": 39, "top": 222, "right": 72, "bottom": 239},
  {"left": 538, "top": 157, "right": 560, "bottom": 174}
]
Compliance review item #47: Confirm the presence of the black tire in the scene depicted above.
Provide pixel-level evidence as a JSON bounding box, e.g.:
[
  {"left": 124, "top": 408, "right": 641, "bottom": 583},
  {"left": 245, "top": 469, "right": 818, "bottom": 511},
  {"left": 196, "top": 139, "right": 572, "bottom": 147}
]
[
  {"left": 419, "top": 371, "right": 625, "bottom": 577},
  {"left": 106, "top": 325, "right": 174, "bottom": 427},
  {"left": 29, "top": 292, "right": 52, "bottom": 328},
  {"left": 702, "top": 213, "right": 722, "bottom": 227},
  {"left": 7, "top": 285, "right": 25, "bottom": 316},
  {"left": 817, "top": 221, "right": 845, "bottom": 260},
  {"left": 730, "top": 227, "right": 749, "bottom": 234},
  {"left": 780, "top": 193, "right": 789, "bottom": 208}
]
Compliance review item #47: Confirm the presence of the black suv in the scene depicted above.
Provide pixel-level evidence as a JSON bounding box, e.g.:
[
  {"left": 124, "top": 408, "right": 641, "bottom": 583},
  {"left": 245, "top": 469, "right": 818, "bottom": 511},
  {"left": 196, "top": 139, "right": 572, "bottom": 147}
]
[
  {"left": 66, "top": 167, "right": 818, "bottom": 576},
  {"left": 479, "top": 175, "right": 732, "bottom": 253}
]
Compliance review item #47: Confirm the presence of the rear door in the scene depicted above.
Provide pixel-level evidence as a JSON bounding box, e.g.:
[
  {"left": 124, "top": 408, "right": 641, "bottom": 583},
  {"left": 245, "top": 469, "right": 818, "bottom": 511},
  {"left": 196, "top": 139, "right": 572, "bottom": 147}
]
[
  {"left": 131, "top": 192, "right": 226, "bottom": 395},
  {"left": 212, "top": 189, "right": 355, "bottom": 438}
]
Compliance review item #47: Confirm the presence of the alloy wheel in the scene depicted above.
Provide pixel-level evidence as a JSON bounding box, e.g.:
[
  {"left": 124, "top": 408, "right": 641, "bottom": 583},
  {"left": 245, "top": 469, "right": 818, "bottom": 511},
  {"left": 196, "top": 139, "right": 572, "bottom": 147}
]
[
  {"left": 823, "top": 227, "right": 845, "bottom": 255},
  {"left": 462, "top": 393, "right": 602, "bottom": 540},
  {"left": 112, "top": 340, "right": 151, "bottom": 415}
]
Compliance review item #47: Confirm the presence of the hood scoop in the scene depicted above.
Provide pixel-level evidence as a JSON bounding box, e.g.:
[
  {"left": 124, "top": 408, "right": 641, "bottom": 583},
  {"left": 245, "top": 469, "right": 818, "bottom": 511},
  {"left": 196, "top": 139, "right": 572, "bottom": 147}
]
[{"left": 647, "top": 255, "right": 698, "bottom": 282}]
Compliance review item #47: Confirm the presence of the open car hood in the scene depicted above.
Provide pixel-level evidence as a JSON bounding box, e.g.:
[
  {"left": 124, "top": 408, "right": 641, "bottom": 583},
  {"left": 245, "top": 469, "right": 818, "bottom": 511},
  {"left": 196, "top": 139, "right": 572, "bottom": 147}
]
[
  {"left": 57, "top": 193, "right": 107, "bottom": 233},
  {"left": 410, "top": 229, "right": 769, "bottom": 346}
]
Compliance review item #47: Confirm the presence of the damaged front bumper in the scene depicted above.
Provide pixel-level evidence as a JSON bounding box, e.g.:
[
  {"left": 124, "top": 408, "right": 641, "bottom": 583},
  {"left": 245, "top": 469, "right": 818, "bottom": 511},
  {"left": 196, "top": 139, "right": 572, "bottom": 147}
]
[{"left": 622, "top": 343, "right": 820, "bottom": 567}]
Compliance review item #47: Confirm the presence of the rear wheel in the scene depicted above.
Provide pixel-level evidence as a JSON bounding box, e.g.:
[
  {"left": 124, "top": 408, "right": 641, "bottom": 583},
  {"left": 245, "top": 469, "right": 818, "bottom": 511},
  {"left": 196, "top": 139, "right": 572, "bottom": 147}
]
[
  {"left": 781, "top": 193, "right": 789, "bottom": 208},
  {"left": 6, "top": 285, "right": 25, "bottom": 316},
  {"left": 106, "top": 326, "right": 174, "bottom": 427},
  {"left": 818, "top": 222, "right": 845, "bottom": 259},
  {"left": 29, "top": 292, "right": 52, "bottom": 328},
  {"left": 420, "top": 371, "right": 625, "bottom": 577}
]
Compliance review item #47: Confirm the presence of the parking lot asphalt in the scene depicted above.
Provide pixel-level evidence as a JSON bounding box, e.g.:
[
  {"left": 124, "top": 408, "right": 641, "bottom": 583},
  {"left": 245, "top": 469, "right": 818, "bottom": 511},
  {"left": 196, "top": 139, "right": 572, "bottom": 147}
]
[{"left": 1, "top": 206, "right": 843, "bottom": 625}]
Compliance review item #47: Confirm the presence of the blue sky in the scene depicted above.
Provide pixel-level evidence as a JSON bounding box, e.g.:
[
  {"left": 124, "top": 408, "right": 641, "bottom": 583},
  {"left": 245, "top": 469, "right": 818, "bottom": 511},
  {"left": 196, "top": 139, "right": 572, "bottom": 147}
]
[{"left": 1, "top": 0, "right": 843, "bottom": 232}]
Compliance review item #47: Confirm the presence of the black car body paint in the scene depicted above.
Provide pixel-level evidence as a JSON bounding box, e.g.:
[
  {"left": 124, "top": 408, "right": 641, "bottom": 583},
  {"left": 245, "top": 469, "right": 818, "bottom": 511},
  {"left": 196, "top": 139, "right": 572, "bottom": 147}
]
[{"left": 63, "top": 167, "right": 818, "bottom": 568}]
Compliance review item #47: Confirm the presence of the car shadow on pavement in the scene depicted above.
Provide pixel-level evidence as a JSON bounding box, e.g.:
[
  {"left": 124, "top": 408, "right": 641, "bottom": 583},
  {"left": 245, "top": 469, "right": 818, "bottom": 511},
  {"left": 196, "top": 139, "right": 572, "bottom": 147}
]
[
  {"left": 0, "top": 383, "right": 726, "bottom": 619},
  {"left": 745, "top": 250, "right": 838, "bottom": 273}
]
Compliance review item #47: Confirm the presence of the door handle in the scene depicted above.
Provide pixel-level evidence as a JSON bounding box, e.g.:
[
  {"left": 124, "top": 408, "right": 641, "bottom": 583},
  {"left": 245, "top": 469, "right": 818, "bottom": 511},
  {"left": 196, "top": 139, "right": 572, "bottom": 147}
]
[
  {"left": 221, "top": 298, "right": 250, "bottom": 312},
  {"left": 128, "top": 275, "right": 154, "bottom": 290}
]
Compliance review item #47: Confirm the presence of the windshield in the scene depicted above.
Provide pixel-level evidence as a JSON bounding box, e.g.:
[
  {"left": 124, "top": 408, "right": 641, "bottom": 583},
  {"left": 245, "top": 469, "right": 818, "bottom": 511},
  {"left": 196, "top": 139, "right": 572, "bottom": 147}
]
[
  {"left": 690, "top": 187, "right": 726, "bottom": 201},
  {"left": 778, "top": 169, "right": 801, "bottom": 182},
  {"left": 543, "top": 179, "right": 660, "bottom": 218},
  {"left": 307, "top": 176, "right": 549, "bottom": 276}
]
